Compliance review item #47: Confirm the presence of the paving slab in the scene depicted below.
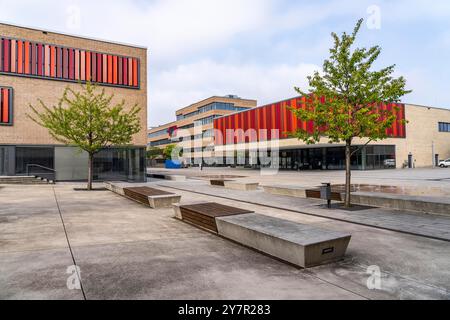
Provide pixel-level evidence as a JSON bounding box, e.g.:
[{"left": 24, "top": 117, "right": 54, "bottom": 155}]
[
  {"left": 0, "top": 248, "right": 83, "bottom": 300},
  {"left": 72, "top": 238, "right": 362, "bottom": 300}
]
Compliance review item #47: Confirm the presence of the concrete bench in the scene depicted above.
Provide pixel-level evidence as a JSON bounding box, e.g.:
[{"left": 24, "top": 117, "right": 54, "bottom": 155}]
[
  {"left": 263, "top": 185, "right": 308, "bottom": 198},
  {"left": 105, "top": 182, "right": 181, "bottom": 209},
  {"left": 350, "top": 192, "right": 450, "bottom": 216},
  {"left": 147, "top": 173, "right": 186, "bottom": 181},
  {"left": 224, "top": 181, "right": 260, "bottom": 191},
  {"left": 216, "top": 213, "right": 351, "bottom": 268}
]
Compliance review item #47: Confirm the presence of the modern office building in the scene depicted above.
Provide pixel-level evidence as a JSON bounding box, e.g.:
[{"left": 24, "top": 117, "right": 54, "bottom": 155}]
[
  {"left": 0, "top": 23, "right": 147, "bottom": 181},
  {"left": 148, "top": 95, "right": 257, "bottom": 164},
  {"left": 213, "top": 97, "right": 450, "bottom": 170}
]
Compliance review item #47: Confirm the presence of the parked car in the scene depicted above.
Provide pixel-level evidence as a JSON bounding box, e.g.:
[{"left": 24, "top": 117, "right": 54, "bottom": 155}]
[
  {"left": 439, "top": 159, "right": 450, "bottom": 168},
  {"left": 383, "top": 159, "right": 396, "bottom": 168}
]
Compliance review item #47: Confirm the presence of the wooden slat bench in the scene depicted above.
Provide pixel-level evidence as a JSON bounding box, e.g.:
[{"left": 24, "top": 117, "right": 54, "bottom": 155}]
[
  {"left": 306, "top": 189, "right": 343, "bottom": 202},
  {"left": 105, "top": 183, "right": 181, "bottom": 209},
  {"left": 123, "top": 187, "right": 181, "bottom": 208},
  {"left": 174, "top": 202, "right": 254, "bottom": 233},
  {"left": 210, "top": 179, "right": 233, "bottom": 187}
]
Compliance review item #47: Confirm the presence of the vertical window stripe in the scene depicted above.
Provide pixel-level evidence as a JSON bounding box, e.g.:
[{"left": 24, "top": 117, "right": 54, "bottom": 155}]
[
  {"left": 128, "top": 58, "right": 133, "bottom": 85},
  {"left": 3, "top": 39, "right": 10, "bottom": 72},
  {"left": 74, "top": 50, "right": 80, "bottom": 80},
  {"left": 62, "top": 48, "right": 68, "bottom": 78},
  {"left": 31, "top": 43, "right": 37, "bottom": 75},
  {"left": 17, "top": 41, "right": 23, "bottom": 74},
  {"left": 91, "top": 52, "right": 97, "bottom": 82},
  {"left": 10, "top": 39, "right": 16, "bottom": 73},
  {"left": 113, "top": 55, "right": 118, "bottom": 84},
  {"left": 44, "top": 45, "right": 50, "bottom": 76},
  {"left": 37, "top": 43, "right": 43, "bottom": 76},
  {"left": 24, "top": 42, "right": 30, "bottom": 74},
  {"left": 107, "top": 55, "right": 112, "bottom": 83},
  {"left": 96, "top": 53, "right": 102, "bottom": 83},
  {"left": 80, "top": 50, "right": 85, "bottom": 80},
  {"left": 102, "top": 54, "right": 107, "bottom": 83},
  {"left": 0, "top": 38, "right": 3, "bottom": 72},
  {"left": 1, "top": 88, "right": 10, "bottom": 123},
  {"left": 133, "top": 58, "right": 138, "bottom": 87},
  {"left": 69, "top": 49, "right": 75, "bottom": 80},
  {"left": 118, "top": 57, "right": 123, "bottom": 85},
  {"left": 123, "top": 57, "right": 128, "bottom": 86},
  {"left": 85, "top": 51, "right": 91, "bottom": 81}
]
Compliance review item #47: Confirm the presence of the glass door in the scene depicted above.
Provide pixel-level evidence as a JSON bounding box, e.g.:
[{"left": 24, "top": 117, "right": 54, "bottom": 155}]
[{"left": 0, "top": 147, "right": 6, "bottom": 176}]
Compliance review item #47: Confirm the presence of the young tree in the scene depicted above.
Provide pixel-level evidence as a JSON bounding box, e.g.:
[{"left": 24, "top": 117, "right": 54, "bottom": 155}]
[
  {"left": 29, "top": 82, "right": 141, "bottom": 190},
  {"left": 147, "top": 147, "right": 164, "bottom": 160},
  {"left": 293, "top": 19, "right": 411, "bottom": 207},
  {"left": 163, "top": 144, "right": 183, "bottom": 160}
]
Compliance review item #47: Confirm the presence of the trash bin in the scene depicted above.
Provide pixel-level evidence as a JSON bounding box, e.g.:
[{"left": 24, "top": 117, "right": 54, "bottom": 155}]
[{"left": 320, "top": 183, "right": 332, "bottom": 208}]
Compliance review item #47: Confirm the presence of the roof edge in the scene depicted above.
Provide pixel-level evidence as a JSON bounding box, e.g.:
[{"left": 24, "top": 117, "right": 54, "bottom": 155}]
[{"left": 0, "top": 21, "right": 148, "bottom": 50}]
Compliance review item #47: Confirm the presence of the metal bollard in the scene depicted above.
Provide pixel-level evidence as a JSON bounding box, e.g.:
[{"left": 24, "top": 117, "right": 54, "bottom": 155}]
[{"left": 320, "top": 183, "right": 332, "bottom": 208}]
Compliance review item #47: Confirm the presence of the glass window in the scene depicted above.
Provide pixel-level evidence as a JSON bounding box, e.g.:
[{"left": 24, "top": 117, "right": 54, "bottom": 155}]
[
  {"left": 438, "top": 122, "right": 450, "bottom": 132},
  {"left": 15, "top": 147, "right": 54, "bottom": 175}
]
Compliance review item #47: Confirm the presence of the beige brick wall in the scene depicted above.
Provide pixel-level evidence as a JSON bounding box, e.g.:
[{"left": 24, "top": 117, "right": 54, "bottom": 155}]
[{"left": 0, "top": 23, "right": 147, "bottom": 147}]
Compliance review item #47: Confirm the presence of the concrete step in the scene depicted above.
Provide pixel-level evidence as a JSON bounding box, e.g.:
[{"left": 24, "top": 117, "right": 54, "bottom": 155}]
[{"left": 0, "top": 176, "right": 52, "bottom": 185}]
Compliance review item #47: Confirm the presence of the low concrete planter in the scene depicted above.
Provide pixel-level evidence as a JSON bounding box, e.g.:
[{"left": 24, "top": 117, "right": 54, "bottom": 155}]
[
  {"left": 165, "top": 175, "right": 186, "bottom": 182},
  {"left": 224, "top": 181, "right": 259, "bottom": 191},
  {"left": 350, "top": 192, "right": 450, "bottom": 216},
  {"left": 148, "top": 195, "right": 182, "bottom": 209},
  {"left": 263, "top": 185, "right": 308, "bottom": 198},
  {"left": 104, "top": 182, "right": 125, "bottom": 196},
  {"left": 216, "top": 213, "right": 351, "bottom": 268}
]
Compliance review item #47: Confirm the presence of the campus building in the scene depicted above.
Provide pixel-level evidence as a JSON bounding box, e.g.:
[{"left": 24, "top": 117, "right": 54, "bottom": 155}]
[
  {"left": 213, "top": 97, "right": 450, "bottom": 170},
  {"left": 0, "top": 23, "right": 147, "bottom": 181},
  {"left": 147, "top": 95, "right": 257, "bottom": 164}
]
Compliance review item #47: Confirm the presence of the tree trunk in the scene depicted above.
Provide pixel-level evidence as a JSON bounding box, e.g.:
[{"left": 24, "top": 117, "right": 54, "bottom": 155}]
[
  {"left": 344, "top": 139, "right": 352, "bottom": 208},
  {"left": 87, "top": 153, "right": 93, "bottom": 191}
]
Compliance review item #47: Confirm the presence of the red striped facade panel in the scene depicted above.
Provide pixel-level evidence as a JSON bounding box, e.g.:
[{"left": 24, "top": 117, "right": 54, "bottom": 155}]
[
  {"left": 214, "top": 97, "right": 406, "bottom": 145},
  {"left": 0, "top": 36, "right": 140, "bottom": 89},
  {"left": 0, "top": 87, "right": 13, "bottom": 125}
]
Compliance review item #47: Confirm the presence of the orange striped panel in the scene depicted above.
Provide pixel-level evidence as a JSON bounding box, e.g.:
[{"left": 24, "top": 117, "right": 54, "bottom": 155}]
[
  {"left": 10, "top": 39, "right": 16, "bottom": 73},
  {"left": 50, "top": 46, "right": 56, "bottom": 77},
  {"left": 102, "top": 54, "right": 107, "bottom": 83},
  {"left": 291, "top": 98, "right": 298, "bottom": 132},
  {"left": 85, "top": 52, "right": 91, "bottom": 81},
  {"left": 17, "top": 41, "right": 23, "bottom": 74},
  {"left": 2, "top": 88, "right": 9, "bottom": 123},
  {"left": 133, "top": 58, "right": 138, "bottom": 87},
  {"left": 107, "top": 55, "right": 113, "bottom": 83},
  {"left": 128, "top": 58, "right": 133, "bottom": 85},
  {"left": 113, "top": 56, "right": 118, "bottom": 84},
  {"left": 44, "top": 45, "right": 50, "bottom": 76},
  {"left": 80, "top": 51, "right": 86, "bottom": 80},
  {"left": 24, "top": 41, "right": 30, "bottom": 74},
  {"left": 74, "top": 50, "right": 79, "bottom": 80}
]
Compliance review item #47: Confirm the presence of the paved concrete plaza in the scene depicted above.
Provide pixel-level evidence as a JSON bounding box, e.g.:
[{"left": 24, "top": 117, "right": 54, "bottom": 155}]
[{"left": 1, "top": 168, "right": 450, "bottom": 300}]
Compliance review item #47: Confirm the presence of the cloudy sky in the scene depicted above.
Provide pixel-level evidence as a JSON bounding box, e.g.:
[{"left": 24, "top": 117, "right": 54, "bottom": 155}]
[{"left": 1, "top": 0, "right": 449, "bottom": 127}]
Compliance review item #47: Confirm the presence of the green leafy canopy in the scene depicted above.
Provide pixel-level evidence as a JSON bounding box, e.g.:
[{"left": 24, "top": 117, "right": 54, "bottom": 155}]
[
  {"left": 293, "top": 18, "right": 412, "bottom": 145},
  {"left": 28, "top": 82, "right": 142, "bottom": 155}
]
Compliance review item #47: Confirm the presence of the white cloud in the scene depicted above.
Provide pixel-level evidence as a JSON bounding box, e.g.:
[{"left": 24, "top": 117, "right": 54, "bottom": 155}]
[
  {"left": 0, "top": 0, "right": 273, "bottom": 63},
  {"left": 149, "top": 60, "right": 319, "bottom": 126}
]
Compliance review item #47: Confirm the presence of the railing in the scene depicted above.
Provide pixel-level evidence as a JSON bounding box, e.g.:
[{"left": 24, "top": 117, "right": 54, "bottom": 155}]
[{"left": 26, "top": 164, "right": 56, "bottom": 183}]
